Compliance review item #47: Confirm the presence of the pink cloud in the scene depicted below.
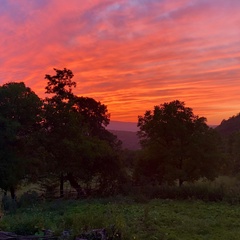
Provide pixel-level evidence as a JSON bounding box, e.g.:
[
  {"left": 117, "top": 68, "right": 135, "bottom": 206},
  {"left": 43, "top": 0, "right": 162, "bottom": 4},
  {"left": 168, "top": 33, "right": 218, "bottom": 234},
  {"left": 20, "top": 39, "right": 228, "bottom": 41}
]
[{"left": 0, "top": 0, "right": 240, "bottom": 125}]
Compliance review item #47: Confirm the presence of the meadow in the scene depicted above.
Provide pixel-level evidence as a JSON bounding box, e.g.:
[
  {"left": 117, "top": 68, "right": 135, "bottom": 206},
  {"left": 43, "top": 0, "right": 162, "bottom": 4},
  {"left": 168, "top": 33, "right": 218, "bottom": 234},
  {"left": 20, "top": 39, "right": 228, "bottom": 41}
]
[
  {"left": 1, "top": 176, "right": 240, "bottom": 239},
  {"left": 1, "top": 195, "right": 240, "bottom": 239}
]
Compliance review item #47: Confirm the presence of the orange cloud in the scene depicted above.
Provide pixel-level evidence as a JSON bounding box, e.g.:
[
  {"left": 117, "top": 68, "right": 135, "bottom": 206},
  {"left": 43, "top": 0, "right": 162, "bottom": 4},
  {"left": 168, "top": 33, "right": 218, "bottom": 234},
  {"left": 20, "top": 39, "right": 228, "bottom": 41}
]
[{"left": 0, "top": 0, "right": 240, "bottom": 125}]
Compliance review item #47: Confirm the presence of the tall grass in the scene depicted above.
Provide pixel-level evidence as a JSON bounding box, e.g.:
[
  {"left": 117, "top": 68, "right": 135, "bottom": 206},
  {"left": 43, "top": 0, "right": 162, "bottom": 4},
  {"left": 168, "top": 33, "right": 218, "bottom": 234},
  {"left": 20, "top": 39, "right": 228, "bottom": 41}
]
[
  {"left": 2, "top": 176, "right": 240, "bottom": 239},
  {"left": 2, "top": 197, "right": 240, "bottom": 239},
  {"left": 120, "top": 176, "right": 240, "bottom": 204}
]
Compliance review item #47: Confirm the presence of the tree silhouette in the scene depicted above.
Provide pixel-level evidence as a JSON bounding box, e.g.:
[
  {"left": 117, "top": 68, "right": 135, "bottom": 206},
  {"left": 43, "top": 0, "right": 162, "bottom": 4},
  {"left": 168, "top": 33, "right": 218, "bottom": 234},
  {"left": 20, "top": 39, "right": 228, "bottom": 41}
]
[
  {"left": 0, "top": 82, "right": 42, "bottom": 198},
  {"left": 137, "top": 100, "right": 221, "bottom": 186},
  {"left": 43, "top": 68, "right": 122, "bottom": 197}
]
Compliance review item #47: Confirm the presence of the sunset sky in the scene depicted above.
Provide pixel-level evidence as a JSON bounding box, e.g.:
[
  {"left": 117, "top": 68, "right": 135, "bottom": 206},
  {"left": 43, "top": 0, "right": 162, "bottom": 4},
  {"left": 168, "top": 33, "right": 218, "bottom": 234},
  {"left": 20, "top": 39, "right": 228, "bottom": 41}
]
[{"left": 1, "top": 0, "right": 240, "bottom": 125}]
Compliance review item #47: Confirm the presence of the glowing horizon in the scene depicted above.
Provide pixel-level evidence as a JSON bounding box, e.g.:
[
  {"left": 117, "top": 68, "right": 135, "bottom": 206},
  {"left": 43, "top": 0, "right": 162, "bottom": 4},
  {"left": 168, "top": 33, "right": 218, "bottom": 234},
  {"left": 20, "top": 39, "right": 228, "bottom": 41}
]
[{"left": 1, "top": 0, "right": 240, "bottom": 125}]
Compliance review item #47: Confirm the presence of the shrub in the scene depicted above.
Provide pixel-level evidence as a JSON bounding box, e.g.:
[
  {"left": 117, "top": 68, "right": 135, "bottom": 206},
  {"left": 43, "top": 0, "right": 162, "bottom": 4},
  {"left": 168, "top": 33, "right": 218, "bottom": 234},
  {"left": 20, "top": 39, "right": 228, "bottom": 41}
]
[
  {"left": 18, "top": 191, "right": 40, "bottom": 208},
  {"left": 1, "top": 194, "right": 17, "bottom": 213}
]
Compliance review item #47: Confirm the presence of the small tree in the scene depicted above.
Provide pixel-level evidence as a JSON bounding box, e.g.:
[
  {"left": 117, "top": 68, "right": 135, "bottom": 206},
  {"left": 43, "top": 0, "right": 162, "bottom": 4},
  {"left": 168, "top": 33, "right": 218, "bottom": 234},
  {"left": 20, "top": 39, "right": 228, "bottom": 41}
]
[{"left": 137, "top": 100, "right": 221, "bottom": 186}]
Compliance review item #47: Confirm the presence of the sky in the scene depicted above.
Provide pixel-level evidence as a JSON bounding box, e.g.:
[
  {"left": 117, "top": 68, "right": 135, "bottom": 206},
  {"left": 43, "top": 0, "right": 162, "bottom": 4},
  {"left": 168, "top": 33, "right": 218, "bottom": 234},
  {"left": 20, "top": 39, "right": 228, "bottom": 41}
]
[{"left": 1, "top": 0, "right": 240, "bottom": 126}]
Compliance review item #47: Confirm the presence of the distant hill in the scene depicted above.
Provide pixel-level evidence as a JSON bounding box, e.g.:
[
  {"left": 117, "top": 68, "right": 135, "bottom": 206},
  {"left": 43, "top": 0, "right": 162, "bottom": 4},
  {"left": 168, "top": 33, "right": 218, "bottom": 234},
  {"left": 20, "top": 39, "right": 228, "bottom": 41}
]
[
  {"left": 215, "top": 113, "right": 240, "bottom": 136},
  {"left": 107, "top": 121, "right": 138, "bottom": 132},
  {"left": 108, "top": 121, "right": 219, "bottom": 150},
  {"left": 110, "top": 130, "right": 141, "bottom": 150},
  {"left": 209, "top": 125, "right": 218, "bottom": 129}
]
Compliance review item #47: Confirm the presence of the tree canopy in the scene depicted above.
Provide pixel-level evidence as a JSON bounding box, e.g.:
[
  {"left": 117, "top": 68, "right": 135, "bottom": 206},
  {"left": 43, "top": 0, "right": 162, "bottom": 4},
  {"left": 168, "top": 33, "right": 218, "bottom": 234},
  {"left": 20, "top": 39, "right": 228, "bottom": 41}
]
[
  {"left": 0, "top": 70, "right": 123, "bottom": 198},
  {"left": 0, "top": 72, "right": 231, "bottom": 200},
  {"left": 43, "top": 68, "right": 122, "bottom": 197},
  {"left": 136, "top": 100, "right": 221, "bottom": 186},
  {"left": 0, "top": 82, "right": 43, "bottom": 198}
]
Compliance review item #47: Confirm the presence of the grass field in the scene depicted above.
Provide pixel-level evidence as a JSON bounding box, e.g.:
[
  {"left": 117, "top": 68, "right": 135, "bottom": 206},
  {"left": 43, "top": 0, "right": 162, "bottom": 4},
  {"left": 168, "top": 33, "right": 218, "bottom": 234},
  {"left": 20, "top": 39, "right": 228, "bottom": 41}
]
[{"left": 1, "top": 197, "right": 240, "bottom": 240}]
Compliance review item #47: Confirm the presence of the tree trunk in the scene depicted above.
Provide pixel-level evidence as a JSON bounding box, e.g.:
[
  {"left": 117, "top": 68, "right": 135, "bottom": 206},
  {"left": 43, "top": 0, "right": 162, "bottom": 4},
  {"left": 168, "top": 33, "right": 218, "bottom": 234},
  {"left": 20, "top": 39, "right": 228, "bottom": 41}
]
[
  {"left": 66, "top": 173, "right": 86, "bottom": 198},
  {"left": 10, "top": 187, "right": 15, "bottom": 200},
  {"left": 179, "top": 179, "right": 184, "bottom": 187},
  {"left": 178, "top": 157, "right": 183, "bottom": 187},
  {"left": 60, "top": 173, "right": 64, "bottom": 198}
]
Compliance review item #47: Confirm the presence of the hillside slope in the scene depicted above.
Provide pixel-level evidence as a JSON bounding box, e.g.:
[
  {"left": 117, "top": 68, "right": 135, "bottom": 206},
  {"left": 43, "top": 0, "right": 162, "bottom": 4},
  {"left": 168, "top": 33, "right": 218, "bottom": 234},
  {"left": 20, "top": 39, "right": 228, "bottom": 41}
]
[
  {"left": 215, "top": 113, "right": 240, "bottom": 136},
  {"left": 110, "top": 130, "right": 141, "bottom": 150}
]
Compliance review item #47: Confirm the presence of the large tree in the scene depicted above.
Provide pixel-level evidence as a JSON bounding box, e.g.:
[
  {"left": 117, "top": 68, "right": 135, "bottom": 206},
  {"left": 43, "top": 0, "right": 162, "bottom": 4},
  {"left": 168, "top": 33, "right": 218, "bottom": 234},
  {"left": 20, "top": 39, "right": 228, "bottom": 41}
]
[
  {"left": 43, "top": 68, "right": 122, "bottom": 197},
  {"left": 137, "top": 100, "right": 221, "bottom": 186},
  {"left": 0, "top": 82, "right": 43, "bottom": 198}
]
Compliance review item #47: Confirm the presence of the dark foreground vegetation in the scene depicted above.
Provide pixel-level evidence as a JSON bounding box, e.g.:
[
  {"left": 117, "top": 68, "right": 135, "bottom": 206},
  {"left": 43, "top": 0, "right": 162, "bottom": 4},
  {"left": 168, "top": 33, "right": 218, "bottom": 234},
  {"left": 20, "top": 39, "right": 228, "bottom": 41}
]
[
  {"left": 1, "top": 68, "right": 240, "bottom": 239},
  {"left": 2, "top": 191, "right": 240, "bottom": 240}
]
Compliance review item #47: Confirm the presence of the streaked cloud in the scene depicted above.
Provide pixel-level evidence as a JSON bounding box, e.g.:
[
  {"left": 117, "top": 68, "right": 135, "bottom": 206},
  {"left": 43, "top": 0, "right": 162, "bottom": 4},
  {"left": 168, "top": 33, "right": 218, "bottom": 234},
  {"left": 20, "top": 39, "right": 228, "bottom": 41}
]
[{"left": 0, "top": 0, "right": 240, "bottom": 125}]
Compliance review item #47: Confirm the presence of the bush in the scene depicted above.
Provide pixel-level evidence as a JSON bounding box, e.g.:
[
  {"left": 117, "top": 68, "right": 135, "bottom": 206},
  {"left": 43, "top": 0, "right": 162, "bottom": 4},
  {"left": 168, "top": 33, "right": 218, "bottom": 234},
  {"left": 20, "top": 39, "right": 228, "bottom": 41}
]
[
  {"left": 18, "top": 191, "right": 40, "bottom": 208},
  {"left": 1, "top": 195, "right": 17, "bottom": 213},
  {"left": 122, "top": 182, "right": 226, "bottom": 203}
]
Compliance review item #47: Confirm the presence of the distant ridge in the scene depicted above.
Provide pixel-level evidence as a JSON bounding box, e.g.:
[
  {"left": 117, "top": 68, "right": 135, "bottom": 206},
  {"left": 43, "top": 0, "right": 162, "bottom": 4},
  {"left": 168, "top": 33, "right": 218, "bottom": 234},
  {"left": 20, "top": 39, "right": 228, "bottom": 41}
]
[
  {"left": 215, "top": 113, "right": 240, "bottom": 136},
  {"left": 109, "top": 130, "right": 140, "bottom": 150},
  {"left": 107, "top": 121, "right": 219, "bottom": 150},
  {"left": 209, "top": 125, "right": 218, "bottom": 129},
  {"left": 107, "top": 121, "right": 217, "bottom": 132},
  {"left": 107, "top": 121, "right": 138, "bottom": 132}
]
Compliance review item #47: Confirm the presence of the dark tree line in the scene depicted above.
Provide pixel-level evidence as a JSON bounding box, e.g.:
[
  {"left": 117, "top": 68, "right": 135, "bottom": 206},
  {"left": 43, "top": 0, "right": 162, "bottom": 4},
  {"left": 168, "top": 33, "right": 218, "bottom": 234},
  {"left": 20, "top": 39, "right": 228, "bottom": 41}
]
[
  {"left": 0, "top": 68, "right": 237, "bottom": 200},
  {"left": 0, "top": 69, "right": 123, "bottom": 199}
]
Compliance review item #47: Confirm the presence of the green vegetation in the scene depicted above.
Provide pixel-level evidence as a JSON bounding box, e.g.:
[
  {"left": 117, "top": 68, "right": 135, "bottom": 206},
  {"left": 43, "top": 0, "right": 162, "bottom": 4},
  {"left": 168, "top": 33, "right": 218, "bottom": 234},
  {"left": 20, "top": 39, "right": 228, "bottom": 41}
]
[
  {"left": 0, "top": 68, "right": 123, "bottom": 199},
  {"left": 0, "top": 82, "right": 43, "bottom": 198},
  {"left": 137, "top": 100, "right": 222, "bottom": 186},
  {"left": 43, "top": 68, "right": 122, "bottom": 198},
  {"left": 1, "top": 197, "right": 240, "bottom": 240},
  {"left": 1, "top": 68, "right": 240, "bottom": 239}
]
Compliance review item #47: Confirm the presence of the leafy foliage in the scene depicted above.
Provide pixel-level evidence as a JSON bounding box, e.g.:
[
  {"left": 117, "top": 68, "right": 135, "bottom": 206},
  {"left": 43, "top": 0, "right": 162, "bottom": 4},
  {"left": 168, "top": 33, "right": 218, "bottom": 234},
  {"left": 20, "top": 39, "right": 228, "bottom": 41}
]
[
  {"left": 136, "top": 100, "right": 221, "bottom": 185},
  {"left": 43, "top": 68, "right": 123, "bottom": 197},
  {"left": 0, "top": 71, "right": 234, "bottom": 202},
  {"left": 45, "top": 68, "right": 76, "bottom": 98},
  {"left": 0, "top": 82, "right": 43, "bottom": 196}
]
